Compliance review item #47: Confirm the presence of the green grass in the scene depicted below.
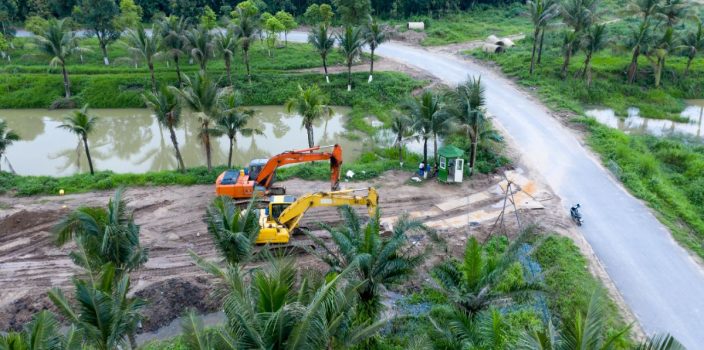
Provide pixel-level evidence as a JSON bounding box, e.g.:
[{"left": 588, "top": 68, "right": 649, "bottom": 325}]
[
  {"left": 470, "top": 38, "right": 703, "bottom": 120},
  {"left": 576, "top": 117, "right": 704, "bottom": 259},
  {"left": 392, "top": 4, "right": 531, "bottom": 46}
]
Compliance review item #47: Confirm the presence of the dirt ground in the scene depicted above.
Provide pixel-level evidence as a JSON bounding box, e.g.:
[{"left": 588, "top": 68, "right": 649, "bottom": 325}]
[{"left": 0, "top": 161, "right": 570, "bottom": 332}]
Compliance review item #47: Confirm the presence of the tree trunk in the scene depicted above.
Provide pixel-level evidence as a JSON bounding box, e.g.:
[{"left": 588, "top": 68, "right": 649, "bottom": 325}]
[
  {"left": 307, "top": 124, "right": 314, "bottom": 148},
  {"left": 422, "top": 137, "right": 428, "bottom": 165},
  {"left": 61, "top": 63, "right": 71, "bottom": 98},
  {"left": 561, "top": 45, "right": 572, "bottom": 80},
  {"left": 174, "top": 55, "right": 183, "bottom": 87},
  {"left": 529, "top": 28, "right": 539, "bottom": 75},
  {"left": 203, "top": 122, "right": 212, "bottom": 171},
  {"left": 397, "top": 134, "right": 403, "bottom": 165},
  {"left": 148, "top": 61, "right": 157, "bottom": 92},
  {"left": 684, "top": 55, "right": 694, "bottom": 78},
  {"left": 323, "top": 55, "right": 329, "bottom": 83},
  {"left": 627, "top": 48, "right": 640, "bottom": 84},
  {"left": 227, "top": 136, "right": 234, "bottom": 168},
  {"left": 654, "top": 58, "right": 663, "bottom": 88},
  {"left": 225, "top": 57, "right": 233, "bottom": 87},
  {"left": 128, "top": 333, "right": 137, "bottom": 350},
  {"left": 347, "top": 62, "right": 352, "bottom": 91},
  {"left": 168, "top": 122, "right": 185, "bottom": 172},
  {"left": 82, "top": 135, "right": 94, "bottom": 175},
  {"left": 100, "top": 42, "right": 110, "bottom": 65},
  {"left": 582, "top": 52, "right": 592, "bottom": 79},
  {"left": 537, "top": 28, "right": 546, "bottom": 64},
  {"left": 433, "top": 132, "right": 438, "bottom": 165},
  {"left": 244, "top": 49, "right": 252, "bottom": 83},
  {"left": 285, "top": 31, "right": 288, "bottom": 46},
  {"left": 470, "top": 139, "right": 478, "bottom": 175},
  {"left": 368, "top": 48, "right": 375, "bottom": 83}
]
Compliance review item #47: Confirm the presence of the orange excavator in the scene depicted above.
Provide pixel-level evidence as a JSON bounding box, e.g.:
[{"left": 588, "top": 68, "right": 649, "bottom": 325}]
[{"left": 215, "top": 144, "right": 343, "bottom": 200}]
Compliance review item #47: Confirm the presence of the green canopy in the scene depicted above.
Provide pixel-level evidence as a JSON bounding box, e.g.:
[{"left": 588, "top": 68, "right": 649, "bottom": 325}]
[{"left": 438, "top": 145, "right": 465, "bottom": 158}]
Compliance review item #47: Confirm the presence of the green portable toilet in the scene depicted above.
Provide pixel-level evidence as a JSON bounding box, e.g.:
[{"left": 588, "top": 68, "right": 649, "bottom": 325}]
[{"left": 437, "top": 145, "right": 465, "bottom": 183}]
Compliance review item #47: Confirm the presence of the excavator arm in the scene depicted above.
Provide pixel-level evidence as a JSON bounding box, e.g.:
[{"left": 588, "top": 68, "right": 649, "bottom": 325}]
[
  {"left": 276, "top": 188, "right": 379, "bottom": 232},
  {"left": 255, "top": 144, "right": 343, "bottom": 191}
]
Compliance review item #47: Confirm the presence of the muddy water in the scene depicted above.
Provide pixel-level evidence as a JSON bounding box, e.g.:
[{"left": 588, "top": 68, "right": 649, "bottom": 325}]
[
  {"left": 0, "top": 106, "right": 361, "bottom": 176},
  {"left": 585, "top": 100, "right": 704, "bottom": 139}
]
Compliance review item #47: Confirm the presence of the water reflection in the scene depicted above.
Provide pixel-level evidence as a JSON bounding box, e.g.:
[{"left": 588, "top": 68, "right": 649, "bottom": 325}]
[
  {"left": 1, "top": 106, "right": 361, "bottom": 176},
  {"left": 585, "top": 100, "right": 704, "bottom": 139}
]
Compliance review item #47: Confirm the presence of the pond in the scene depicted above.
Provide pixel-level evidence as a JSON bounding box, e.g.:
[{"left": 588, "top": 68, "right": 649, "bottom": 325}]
[
  {"left": 585, "top": 100, "right": 704, "bottom": 140},
  {"left": 0, "top": 106, "right": 362, "bottom": 176}
]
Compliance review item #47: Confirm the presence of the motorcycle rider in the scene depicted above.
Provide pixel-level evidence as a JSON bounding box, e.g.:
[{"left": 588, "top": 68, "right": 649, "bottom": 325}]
[{"left": 570, "top": 204, "right": 582, "bottom": 220}]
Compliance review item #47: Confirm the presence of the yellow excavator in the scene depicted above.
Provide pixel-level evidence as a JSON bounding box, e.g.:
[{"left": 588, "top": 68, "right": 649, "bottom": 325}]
[{"left": 255, "top": 188, "right": 378, "bottom": 244}]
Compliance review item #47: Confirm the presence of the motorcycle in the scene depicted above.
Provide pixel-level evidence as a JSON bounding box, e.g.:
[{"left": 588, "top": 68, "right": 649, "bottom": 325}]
[{"left": 570, "top": 204, "right": 584, "bottom": 226}]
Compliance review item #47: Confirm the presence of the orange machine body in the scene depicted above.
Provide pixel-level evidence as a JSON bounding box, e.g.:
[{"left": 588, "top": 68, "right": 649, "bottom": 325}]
[{"left": 215, "top": 144, "right": 343, "bottom": 199}]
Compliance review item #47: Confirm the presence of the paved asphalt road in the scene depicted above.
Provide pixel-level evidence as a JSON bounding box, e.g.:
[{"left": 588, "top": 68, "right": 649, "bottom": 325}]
[{"left": 289, "top": 31, "right": 704, "bottom": 347}]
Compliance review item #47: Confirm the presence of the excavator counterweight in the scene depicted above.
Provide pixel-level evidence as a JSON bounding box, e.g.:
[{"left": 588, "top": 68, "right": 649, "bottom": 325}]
[{"left": 215, "top": 144, "right": 343, "bottom": 200}]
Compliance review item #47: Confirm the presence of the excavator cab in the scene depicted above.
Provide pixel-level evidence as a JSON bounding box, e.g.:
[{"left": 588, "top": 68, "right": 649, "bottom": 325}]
[{"left": 247, "top": 159, "right": 267, "bottom": 181}]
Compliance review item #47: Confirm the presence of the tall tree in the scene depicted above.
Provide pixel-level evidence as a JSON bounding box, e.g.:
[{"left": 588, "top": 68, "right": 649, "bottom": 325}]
[
  {"left": 199, "top": 5, "right": 217, "bottom": 29},
  {"left": 658, "top": 0, "right": 689, "bottom": 28},
  {"left": 49, "top": 263, "right": 145, "bottom": 350},
  {"left": 682, "top": 21, "right": 703, "bottom": 78},
  {"left": 143, "top": 85, "right": 186, "bottom": 171},
  {"left": 275, "top": 10, "right": 297, "bottom": 46},
  {"left": 364, "top": 15, "right": 387, "bottom": 83},
  {"left": 401, "top": 90, "right": 443, "bottom": 166},
  {"left": 559, "top": 0, "right": 600, "bottom": 79},
  {"left": 391, "top": 113, "right": 413, "bottom": 165},
  {"left": 172, "top": 72, "right": 223, "bottom": 171},
  {"left": 0, "top": 119, "right": 19, "bottom": 172},
  {"left": 528, "top": 0, "right": 558, "bottom": 74},
  {"left": 214, "top": 26, "right": 239, "bottom": 87},
  {"left": 303, "top": 3, "right": 334, "bottom": 27},
  {"left": 333, "top": 0, "right": 371, "bottom": 26},
  {"left": 217, "top": 92, "right": 260, "bottom": 168},
  {"left": 580, "top": 24, "right": 608, "bottom": 86},
  {"left": 626, "top": 0, "right": 662, "bottom": 83},
  {"left": 307, "top": 208, "right": 427, "bottom": 321},
  {"left": 35, "top": 19, "right": 83, "bottom": 99},
  {"left": 647, "top": 26, "right": 676, "bottom": 88},
  {"left": 233, "top": 6, "right": 259, "bottom": 83},
  {"left": 185, "top": 25, "right": 214, "bottom": 72},
  {"left": 451, "top": 77, "right": 487, "bottom": 175},
  {"left": 285, "top": 84, "right": 333, "bottom": 148},
  {"left": 53, "top": 187, "right": 149, "bottom": 275},
  {"left": 114, "top": 0, "right": 143, "bottom": 30},
  {"left": 308, "top": 24, "right": 335, "bottom": 84},
  {"left": 74, "top": 0, "right": 120, "bottom": 65},
  {"left": 158, "top": 16, "right": 188, "bottom": 87},
  {"left": 124, "top": 23, "right": 161, "bottom": 92},
  {"left": 337, "top": 25, "right": 364, "bottom": 91},
  {"left": 58, "top": 105, "right": 98, "bottom": 175},
  {"left": 263, "top": 15, "right": 284, "bottom": 57}
]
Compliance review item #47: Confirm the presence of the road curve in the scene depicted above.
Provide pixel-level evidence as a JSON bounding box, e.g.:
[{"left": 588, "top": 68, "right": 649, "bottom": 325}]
[{"left": 288, "top": 31, "right": 704, "bottom": 347}]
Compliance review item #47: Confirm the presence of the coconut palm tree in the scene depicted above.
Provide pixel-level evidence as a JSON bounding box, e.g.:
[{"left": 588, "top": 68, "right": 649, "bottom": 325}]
[
  {"left": 204, "top": 196, "right": 260, "bottom": 265},
  {"left": 364, "top": 15, "right": 387, "bottom": 83},
  {"left": 158, "top": 16, "right": 188, "bottom": 87},
  {"left": 658, "top": 0, "right": 689, "bottom": 28},
  {"left": 307, "top": 207, "right": 427, "bottom": 321},
  {"left": 143, "top": 85, "right": 186, "bottom": 171},
  {"left": 124, "top": 24, "right": 161, "bottom": 92},
  {"left": 233, "top": 7, "right": 259, "bottom": 83},
  {"left": 681, "top": 21, "right": 703, "bottom": 77},
  {"left": 391, "top": 113, "right": 414, "bottom": 165},
  {"left": 184, "top": 25, "right": 214, "bottom": 72},
  {"left": 58, "top": 105, "right": 98, "bottom": 175},
  {"left": 0, "top": 119, "right": 19, "bottom": 172},
  {"left": 191, "top": 254, "right": 386, "bottom": 349},
  {"left": 34, "top": 18, "right": 83, "bottom": 98},
  {"left": 172, "top": 72, "right": 224, "bottom": 171},
  {"left": 285, "top": 84, "right": 333, "bottom": 148},
  {"left": 429, "top": 307, "right": 514, "bottom": 349},
  {"left": 626, "top": 20, "right": 655, "bottom": 83},
  {"left": 559, "top": 0, "right": 599, "bottom": 79},
  {"left": 214, "top": 26, "right": 239, "bottom": 87},
  {"left": 337, "top": 26, "right": 364, "bottom": 91},
  {"left": 580, "top": 24, "right": 608, "bottom": 86},
  {"left": 308, "top": 24, "right": 335, "bottom": 84},
  {"left": 528, "top": 0, "right": 559, "bottom": 74},
  {"left": 401, "top": 89, "right": 450, "bottom": 166},
  {"left": 217, "top": 92, "right": 261, "bottom": 168},
  {"left": 432, "top": 235, "right": 540, "bottom": 318},
  {"left": 450, "top": 77, "right": 487, "bottom": 175},
  {"left": 49, "top": 263, "right": 145, "bottom": 350},
  {"left": 52, "top": 187, "right": 148, "bottom": 276},
  {"left": 0, "top": 310, "right": 73, "bottom": 350},
  {"left": 647, "top": 26, "right": 676, "bottom": 88}
]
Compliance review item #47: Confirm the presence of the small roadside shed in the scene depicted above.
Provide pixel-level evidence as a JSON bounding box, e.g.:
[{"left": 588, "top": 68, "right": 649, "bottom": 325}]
[{"left": 438, "top": 145, "right": 465, "bottom": 184}]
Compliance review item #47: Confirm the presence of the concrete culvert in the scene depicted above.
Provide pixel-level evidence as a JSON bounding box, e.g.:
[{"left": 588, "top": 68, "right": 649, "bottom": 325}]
[
  {"left": 408, "top": 22, "right": 425, "bottom": 30},
  {"left": 482, "top": 43, "right": 505, "bottom": 53}
]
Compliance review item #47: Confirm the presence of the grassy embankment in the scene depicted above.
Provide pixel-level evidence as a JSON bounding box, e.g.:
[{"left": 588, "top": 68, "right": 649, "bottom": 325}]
[
  {"left": 472, "top": 35, "right": 704, "bottom": 258},
  {"left": 140, "top": 231, "right": 631, "bottom": 350},
  {"left": 391, "top": 4, "right": 532, "bottom": 46}
]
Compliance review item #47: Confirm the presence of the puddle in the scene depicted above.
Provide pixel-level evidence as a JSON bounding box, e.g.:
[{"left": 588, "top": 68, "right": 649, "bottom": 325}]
[
  {"left": 136, "top": 311, "right": 225, "bottom": 345},
  {"left": 585, "top": 100, "right": 704, "bottom": 139}
]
